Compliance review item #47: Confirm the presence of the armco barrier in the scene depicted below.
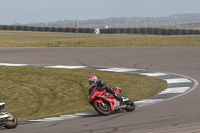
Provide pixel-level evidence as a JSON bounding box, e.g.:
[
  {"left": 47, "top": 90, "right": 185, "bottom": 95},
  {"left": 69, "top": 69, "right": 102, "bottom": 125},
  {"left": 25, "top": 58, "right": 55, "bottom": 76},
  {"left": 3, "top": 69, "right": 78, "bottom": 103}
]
[
  {"left": 72, "top": 28, "right": 79, "bottom": 33},
  {"left": 30, "top": 26, "right": 38, "bottom": 31},
  {"left": 16, "top": 26, "right": 24, "bottom": 31},
  {"left": 10, "top": 25, "right": 16, "bottom": 30},
  {"left": 127, "top": 28, "right": 134, "bottom": 34},
  {"left": 37, "top": 27, "right": 45, "bottom": 32},
  {"left": 168, "top": 29, "right": 176, "bottom": 35},
  {"left": 175, "top": 29, "right": 182, "bottom": 35},
  {"left": 24, "top": 26, "right": 31, "bottom": 31},
  {"left": 58, "top": 28, "right": 65, "bottom": 32},
  {"left": 2, "top": 25, "right": 10, "bottom": 30},
  {"left": 189, "top": 29, "right": 196, "bottom": 35},
  {"left": 195, "top": 30, "right": 200, "bottom": 35},
  {"left": 51, "top": 27, "right": 58, "bottom": 32},
  {"left": 147, "top": 28, "right": 154, "bottom": 34},
  {"left": 79, "top": 28, "right": 86, "bottom": 33},
  {"left": 182, "top": 29, "right": 189, "bottom": 35},
  {"left": 161, "top": 29, "right": 169, "bottom": 35},
  {"left": 133, "top": 28, "right": 141, "bottom": 34},
  {"left": 1, "top": 25, "right": 200, "bottom": 35},
  {"left": 101, "top": 28, "right": 110, "bottom": 34},
  {"left": 108, "top": 28, "right": 120, "bottom": 34},
  {"left": 45, "top": 27, "right": 52, "bottom": 32},
  {"left": 114, "top": 28, "right": 120, "bottom": 34},
  {"left": 99, "top": 28, "right": 108, "bottom": 34},
  {"left": 65, "top": 28, "right": 72, "bottom": 32},
  {"left": 140, "top": 28, "right": 148, "bottom": 34},
  {"left": 86, "top": 28, "right": 93, "bottom": 33},
  {"left": 120, "top": 28, "right": 126, "bottom": 34},
  {"left": 154, "top": 28, "right": 162, "bottom": 35}
]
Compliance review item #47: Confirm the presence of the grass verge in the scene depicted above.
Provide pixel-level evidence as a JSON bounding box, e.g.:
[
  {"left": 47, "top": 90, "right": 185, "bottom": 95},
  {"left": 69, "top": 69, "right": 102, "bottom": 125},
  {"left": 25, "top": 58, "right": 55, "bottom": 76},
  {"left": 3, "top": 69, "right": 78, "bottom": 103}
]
[
  {"left": 0, "top": 31, "right": 200, "bottom": 47},
  {"left": 0, "top": 65, "right": 167, "bottom": 122}
]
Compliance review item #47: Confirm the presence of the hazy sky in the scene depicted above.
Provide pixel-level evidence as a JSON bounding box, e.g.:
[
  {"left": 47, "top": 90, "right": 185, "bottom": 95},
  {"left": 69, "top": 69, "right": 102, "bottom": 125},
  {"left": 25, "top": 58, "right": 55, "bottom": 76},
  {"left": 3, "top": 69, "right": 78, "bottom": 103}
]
[{"left": 1, "top": 0, "right": 200, "bottom": 25}]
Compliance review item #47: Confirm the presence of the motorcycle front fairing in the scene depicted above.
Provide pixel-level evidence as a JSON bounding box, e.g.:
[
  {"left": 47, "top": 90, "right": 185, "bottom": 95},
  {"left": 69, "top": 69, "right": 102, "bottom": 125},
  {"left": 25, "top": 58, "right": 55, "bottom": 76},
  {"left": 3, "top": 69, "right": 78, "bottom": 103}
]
[
  {"left": 88, "top": 88, "right": 116, "bottom": 110},
  {"left": 88, "top": 87, "right": 104, "bottom": 104}
]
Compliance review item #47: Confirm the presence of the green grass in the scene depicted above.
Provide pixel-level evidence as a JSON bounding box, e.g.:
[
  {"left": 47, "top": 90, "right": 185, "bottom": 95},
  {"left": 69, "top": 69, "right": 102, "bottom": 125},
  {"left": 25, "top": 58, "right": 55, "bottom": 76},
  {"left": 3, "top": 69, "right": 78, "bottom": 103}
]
[
  {"left": 0, "top": 66, "right": 167, "bottom": 122},
  {"left": 0, "top": 31, "right": 200, "bottom": 47}
]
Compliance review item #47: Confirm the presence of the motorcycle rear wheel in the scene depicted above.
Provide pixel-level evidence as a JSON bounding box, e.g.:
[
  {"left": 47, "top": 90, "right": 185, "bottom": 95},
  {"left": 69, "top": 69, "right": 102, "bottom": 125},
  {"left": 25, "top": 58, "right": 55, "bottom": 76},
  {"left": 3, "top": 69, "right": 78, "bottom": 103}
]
[
  {"left": 2, "top": 111, "right": 18, "bottom": 129},
  {"left": 93, "top": 102, "right": 111, "bottom": 116},
  {"left": 125, "top": 101, "right": 135, "bottom": 112}
]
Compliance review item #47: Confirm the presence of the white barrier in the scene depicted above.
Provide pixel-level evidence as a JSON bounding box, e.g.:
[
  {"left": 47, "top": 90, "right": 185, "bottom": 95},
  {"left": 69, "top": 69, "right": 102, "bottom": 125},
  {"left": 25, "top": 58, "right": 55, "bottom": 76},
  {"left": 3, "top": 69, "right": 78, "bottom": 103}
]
[{"left": 93, "top": 27, "right": 100, "bottom": 34}]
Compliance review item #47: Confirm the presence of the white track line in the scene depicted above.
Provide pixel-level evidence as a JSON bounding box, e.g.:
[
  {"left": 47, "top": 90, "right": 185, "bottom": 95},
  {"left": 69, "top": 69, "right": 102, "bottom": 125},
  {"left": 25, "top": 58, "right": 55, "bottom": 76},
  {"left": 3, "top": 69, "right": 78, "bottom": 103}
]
[
  {"left": 0, "top": 63, "right": 27, "bottom": 66},
  {"left": 45, "top": 65, "right": 87, "bottom": 69},
  {"left": 139, "top": 72, "right": 168, "bottom": 76},
  {"left": 96, "top": 68, "right": 144, "bottom": 72},
  {"left": 159, "top": 87, "right": 190, "bottom": 94},
  {"left": 165, "top": 78, "right": 192, "bottom": 84}
]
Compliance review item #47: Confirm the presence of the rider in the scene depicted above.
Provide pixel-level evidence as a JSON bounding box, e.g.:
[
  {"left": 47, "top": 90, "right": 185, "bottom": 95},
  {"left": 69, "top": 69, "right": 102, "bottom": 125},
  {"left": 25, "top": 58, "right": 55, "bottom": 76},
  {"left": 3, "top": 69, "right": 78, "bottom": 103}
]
[{"left": 88, "top": 75, "right": 123, "bottom": 102}]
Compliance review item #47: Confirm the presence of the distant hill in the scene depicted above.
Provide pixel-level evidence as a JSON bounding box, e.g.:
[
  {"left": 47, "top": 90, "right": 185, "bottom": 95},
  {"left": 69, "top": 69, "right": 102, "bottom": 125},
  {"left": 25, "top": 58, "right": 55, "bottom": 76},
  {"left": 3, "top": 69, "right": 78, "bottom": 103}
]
[{"left": 25, "top": 13, "right": 200, "bottom": 29}]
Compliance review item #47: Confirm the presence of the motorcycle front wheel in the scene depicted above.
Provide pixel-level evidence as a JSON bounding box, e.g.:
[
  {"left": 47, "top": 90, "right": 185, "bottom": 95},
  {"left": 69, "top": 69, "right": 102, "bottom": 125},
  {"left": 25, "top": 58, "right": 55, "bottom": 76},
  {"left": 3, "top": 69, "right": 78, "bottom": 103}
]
[
  {"left": 2, "top": 111, "right": 18, "bottom": 129},
  {"left": 93, "top": 102, "right": 111, "bottom": 116}
]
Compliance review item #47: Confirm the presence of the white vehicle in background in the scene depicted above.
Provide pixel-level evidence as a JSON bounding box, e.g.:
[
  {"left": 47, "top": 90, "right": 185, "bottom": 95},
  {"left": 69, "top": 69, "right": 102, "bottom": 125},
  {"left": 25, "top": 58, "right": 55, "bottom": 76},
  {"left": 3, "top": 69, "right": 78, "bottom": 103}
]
[{"left": 0, "top": 103, "right": 18, "bottom": 129}]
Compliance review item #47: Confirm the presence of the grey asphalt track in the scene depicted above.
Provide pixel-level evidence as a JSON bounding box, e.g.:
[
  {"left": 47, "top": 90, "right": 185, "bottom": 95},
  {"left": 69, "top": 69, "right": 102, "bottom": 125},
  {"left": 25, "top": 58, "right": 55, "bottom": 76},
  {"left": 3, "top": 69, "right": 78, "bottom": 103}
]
[{"left": 0, "top": 47, "right": 200, "bottom": 133}]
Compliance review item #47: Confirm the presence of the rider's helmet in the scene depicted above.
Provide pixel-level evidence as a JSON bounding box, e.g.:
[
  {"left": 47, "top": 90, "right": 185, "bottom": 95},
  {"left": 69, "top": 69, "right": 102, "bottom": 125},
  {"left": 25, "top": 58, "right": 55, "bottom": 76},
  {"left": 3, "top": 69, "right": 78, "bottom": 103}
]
[{"left": 88, "top": 75, "right": 98, "bottom": 87}]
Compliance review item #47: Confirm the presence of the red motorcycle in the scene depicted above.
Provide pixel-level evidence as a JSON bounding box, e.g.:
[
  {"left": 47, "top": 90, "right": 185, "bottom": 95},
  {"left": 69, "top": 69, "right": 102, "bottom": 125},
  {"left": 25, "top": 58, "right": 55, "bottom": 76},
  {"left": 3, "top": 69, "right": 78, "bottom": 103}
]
[{"left": 88, "top": 87, "right": 135, "bottom": 115}]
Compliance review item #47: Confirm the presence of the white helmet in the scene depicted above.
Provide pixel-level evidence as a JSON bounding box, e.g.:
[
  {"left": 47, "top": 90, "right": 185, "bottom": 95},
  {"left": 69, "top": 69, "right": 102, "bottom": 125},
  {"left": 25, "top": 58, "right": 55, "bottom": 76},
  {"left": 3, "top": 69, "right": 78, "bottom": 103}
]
[{"left": 88, "top": 75, "right": 98, "bottom": 87}]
